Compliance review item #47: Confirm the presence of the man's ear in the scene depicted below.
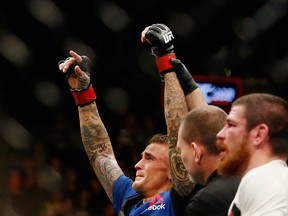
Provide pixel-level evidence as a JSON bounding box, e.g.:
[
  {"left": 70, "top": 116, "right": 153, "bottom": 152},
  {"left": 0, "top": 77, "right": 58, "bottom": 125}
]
[
  {"left": 191, "top": 142, "right": 203, "bottom": 163},
  {"left": 252, "top": 123, "right": 269, "bottom": 147}
]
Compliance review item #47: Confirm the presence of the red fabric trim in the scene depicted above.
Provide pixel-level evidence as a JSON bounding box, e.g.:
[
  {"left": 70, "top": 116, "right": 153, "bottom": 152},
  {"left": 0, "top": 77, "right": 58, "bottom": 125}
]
[
  {"left": 155, "top": 53, "right": 176, "bottom": 73},
  {"left": 71, "top": 87, "right": 96, "bottom": 105}
]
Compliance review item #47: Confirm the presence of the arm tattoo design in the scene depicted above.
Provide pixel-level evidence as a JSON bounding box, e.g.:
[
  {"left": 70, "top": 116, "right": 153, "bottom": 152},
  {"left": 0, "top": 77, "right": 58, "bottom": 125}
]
[
  {"left": 79, "top": 103, "right": 123, "bottom": 203},
  {"left": 164, "top": 73, "right": 195, "bottom": 196}
]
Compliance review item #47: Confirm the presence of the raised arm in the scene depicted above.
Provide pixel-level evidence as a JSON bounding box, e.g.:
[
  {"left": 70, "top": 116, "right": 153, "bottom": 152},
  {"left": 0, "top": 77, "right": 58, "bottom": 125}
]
[
  {"left": 170, "top": 58, "right": 207, "bottom": 110},
  {"left": 164, "top": 71, "right": 192, "bottom": 195},
  {"left": 166, "top": 57, "right": 207, "bottom": 195},
  {"left": 58, "top": 50, "right": 123, "bottom": 203},
  {"left": 141, "top": 24, "right": 195, "bottom": 196}
]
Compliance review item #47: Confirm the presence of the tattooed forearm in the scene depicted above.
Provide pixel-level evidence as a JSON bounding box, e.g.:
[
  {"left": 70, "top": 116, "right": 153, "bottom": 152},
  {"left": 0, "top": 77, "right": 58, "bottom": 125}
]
[
  {"left": 164, "top": 74, "right": 188, "bottom": 129},
  {"left": 81, "top": 124, "right": 113, "bottom": 159},
  {"left": 91, "top": 154, "right": 123, "bottom": 202},
  {"left": 78, "top": 102, "right": 123, "bottom": 203},
  {"left": 164, "top": 72, "right": 195, "bottom": 196}
]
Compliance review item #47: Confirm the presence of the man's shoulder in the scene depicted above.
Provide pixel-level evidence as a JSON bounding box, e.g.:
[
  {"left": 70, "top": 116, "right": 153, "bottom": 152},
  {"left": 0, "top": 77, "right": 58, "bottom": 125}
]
[
  {"left": 192, "top": 173, "right": 240, "bottom": 202},
  {"left": 207, "top": 173, "right": 241, "bottom": 191}
]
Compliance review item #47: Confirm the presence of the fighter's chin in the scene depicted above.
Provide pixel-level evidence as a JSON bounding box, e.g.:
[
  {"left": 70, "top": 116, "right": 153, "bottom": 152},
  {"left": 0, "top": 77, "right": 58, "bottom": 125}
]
[{"left": 132, "top": 178, "right": 144, "bottom": 191}]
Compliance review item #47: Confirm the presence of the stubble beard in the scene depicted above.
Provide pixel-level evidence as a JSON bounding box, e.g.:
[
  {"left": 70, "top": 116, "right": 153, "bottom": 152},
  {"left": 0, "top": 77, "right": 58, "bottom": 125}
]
[{"left": 132, "top": 180, "right": 144, "bottom": 194}]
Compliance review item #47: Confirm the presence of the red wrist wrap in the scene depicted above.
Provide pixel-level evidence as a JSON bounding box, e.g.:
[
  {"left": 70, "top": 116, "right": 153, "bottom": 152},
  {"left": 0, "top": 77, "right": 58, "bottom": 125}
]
[
  {"left": 155, "top": 53, "right": 176, "bottom": 73},
  {"left": 71, "top": 86, "right": 97, "bottom": 105}
]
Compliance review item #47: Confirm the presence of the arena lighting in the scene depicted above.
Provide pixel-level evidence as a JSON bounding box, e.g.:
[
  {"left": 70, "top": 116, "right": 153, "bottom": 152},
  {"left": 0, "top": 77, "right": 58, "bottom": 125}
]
[{"left": 194, "top": 75, "right": 243, "bottom": 113}]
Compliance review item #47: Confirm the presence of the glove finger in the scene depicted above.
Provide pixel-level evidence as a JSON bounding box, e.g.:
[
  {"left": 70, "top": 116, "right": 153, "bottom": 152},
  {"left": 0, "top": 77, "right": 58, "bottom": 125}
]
[
  {"left": 79, "top": 56, "right": 93, "bottom": 77},
  {"left": 152, "top": 23, "right": 169, "bottom": 31},
  {"left": 65, "top": 64, "right": 76, "bottom": 78},
  {"left": 145, "top": 30, "right": 159, "bottom": 43},
  {"left": 148, "top": 25, "right": 161, "bottom": 33},
  {"left": 170, "top": 58, "right": 183, "bottom": 69}
]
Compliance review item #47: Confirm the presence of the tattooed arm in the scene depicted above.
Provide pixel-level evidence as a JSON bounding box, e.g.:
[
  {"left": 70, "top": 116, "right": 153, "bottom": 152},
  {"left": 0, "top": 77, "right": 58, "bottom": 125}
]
[
  {"left": 163, "top": 71, "right": 195, "bottom": 196},
  {"left": 78, "top": 102, "right": 123, "bottom": 203},
  {"left": 140, "top": 23, "right": 206, "bottom": 196},
  {"left": 58, "top": 50, "right": 123, "bottom": 203},
  {"left": 164, "top": 58, "right": 207, "bottom": 196}
]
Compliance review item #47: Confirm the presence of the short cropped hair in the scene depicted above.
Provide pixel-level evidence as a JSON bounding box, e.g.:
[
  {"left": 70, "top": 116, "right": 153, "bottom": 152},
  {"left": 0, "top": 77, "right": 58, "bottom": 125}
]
[
  {"left": 232, "top": 93, "right": 288, "bottom": 155},
  {"left": 181, "top": 105, "right": 227, "bottom": 155},
  {"left": 148, "top": 134, "right": 169, "bottom": 145}
]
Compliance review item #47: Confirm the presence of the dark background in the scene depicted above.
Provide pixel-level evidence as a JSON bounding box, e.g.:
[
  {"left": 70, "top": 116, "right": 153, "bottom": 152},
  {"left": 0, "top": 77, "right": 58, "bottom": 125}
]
[
  {"left": 1, "top": 0, "right": 288, "bottom": 138},
  {"left": 0, "top": 0, "right": 288, "bottom": 214}
]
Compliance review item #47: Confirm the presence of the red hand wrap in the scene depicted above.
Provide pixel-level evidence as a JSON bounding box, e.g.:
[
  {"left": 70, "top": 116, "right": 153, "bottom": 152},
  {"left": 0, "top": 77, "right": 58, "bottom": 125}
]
[
  {"left": 155, "top": 53, "right": 176, "bottom": 73},
  {"left": 71, "top": 86, "right": 97, "bottom": 105}
]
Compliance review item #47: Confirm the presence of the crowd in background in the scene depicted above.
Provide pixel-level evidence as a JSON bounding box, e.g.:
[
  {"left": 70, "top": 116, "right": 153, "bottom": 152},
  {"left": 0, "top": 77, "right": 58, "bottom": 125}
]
[{"left": 0, "top": 107, "right": 164, "bottom": 216}]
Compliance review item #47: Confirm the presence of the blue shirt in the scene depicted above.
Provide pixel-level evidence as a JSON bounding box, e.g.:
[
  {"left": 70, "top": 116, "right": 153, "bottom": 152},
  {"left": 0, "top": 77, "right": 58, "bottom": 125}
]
[{"left": 113, "top": 174, "right": 176, "bottom": 215}]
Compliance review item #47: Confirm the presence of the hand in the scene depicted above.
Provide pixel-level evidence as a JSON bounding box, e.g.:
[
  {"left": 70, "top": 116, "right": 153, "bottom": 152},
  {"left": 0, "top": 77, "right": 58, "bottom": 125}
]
[
  {"left": 58, "top": 50, "right": 96, "bottom": 105},
  {"left": 141, "top": 23, "right": 176, "bottom": 74},
  {"left": 141, "top": 23, "right": 175, "bottom": 58},
  {"left": 58, "top": 50, "right": 93, "bottom": 91},
  {"left": 170, "top": 58, "right": 198, "bottom": 95}
]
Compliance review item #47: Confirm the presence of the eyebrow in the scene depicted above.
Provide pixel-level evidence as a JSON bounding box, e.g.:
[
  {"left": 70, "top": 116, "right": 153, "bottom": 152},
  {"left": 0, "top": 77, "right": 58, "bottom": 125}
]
[
  {"left": 226, "top": 117, "right": 237, "bottom": 124},
  {"left": 141, "top": 151, "right": 154, "bottom": 159}
]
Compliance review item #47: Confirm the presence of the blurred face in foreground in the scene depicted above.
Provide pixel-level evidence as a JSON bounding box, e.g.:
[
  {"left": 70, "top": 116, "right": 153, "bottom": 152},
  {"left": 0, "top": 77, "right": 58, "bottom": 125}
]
[
  {"left": 216, "top": 105, "right": 252, "bottom": 176},
  {"left": 133, "top": 143, "right": 171, "bottom": 198}
]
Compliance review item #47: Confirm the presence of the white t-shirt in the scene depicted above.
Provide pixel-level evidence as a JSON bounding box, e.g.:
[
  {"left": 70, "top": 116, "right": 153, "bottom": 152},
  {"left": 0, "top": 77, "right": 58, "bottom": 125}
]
[{"left": 228, "top": 160, "right": 288, "bottom": 216}]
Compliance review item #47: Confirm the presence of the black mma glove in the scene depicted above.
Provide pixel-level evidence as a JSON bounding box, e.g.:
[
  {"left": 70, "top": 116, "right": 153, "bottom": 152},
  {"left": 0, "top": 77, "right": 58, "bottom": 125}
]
[
  {"left": 170, "top": 58, "right": 198, "bottom": 95},
  {"left": 59, "top": 55, "right": 96, "bottom": 105},
  {"left": 144, "top": 23, "right": 176, "bottom": 73}
]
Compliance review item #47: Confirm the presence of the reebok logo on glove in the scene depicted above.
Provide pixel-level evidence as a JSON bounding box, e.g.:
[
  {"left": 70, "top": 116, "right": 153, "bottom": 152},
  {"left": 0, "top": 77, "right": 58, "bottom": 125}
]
[{"left": 163, "top": 31, "right": 174, "bottom": 43}]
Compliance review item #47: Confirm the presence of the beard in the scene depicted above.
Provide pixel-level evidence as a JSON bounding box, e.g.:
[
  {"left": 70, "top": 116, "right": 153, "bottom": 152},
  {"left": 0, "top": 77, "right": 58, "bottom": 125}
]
[{"left": 217, "top": 137, "right": 250, "bottom": 176}]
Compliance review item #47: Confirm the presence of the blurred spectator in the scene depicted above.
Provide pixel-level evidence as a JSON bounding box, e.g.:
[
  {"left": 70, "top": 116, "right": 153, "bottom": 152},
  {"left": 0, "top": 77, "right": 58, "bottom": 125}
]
[
  {"left": 75, "top": 188, "right": 91, "bottom": 216},
  {"left": 63, "top": 167, "right": 82, "bottom": 205},
  {"left": 22, "top": 156, "right": 48, "bottom": 216},
  {"left": 87, "top": 176, "right": 112, "bottom": 215},
  {"left": 39, "top": 190, "right": 64, "bottom": 216},
  {"left": 7, "top": 166, "right": 26, "bottom": 215},
  {"left": 38, "top": 155, "right": 64, "bottom": 192},
  {"left": 60, "top": 195, "right": 77, "bottom": 216}
]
